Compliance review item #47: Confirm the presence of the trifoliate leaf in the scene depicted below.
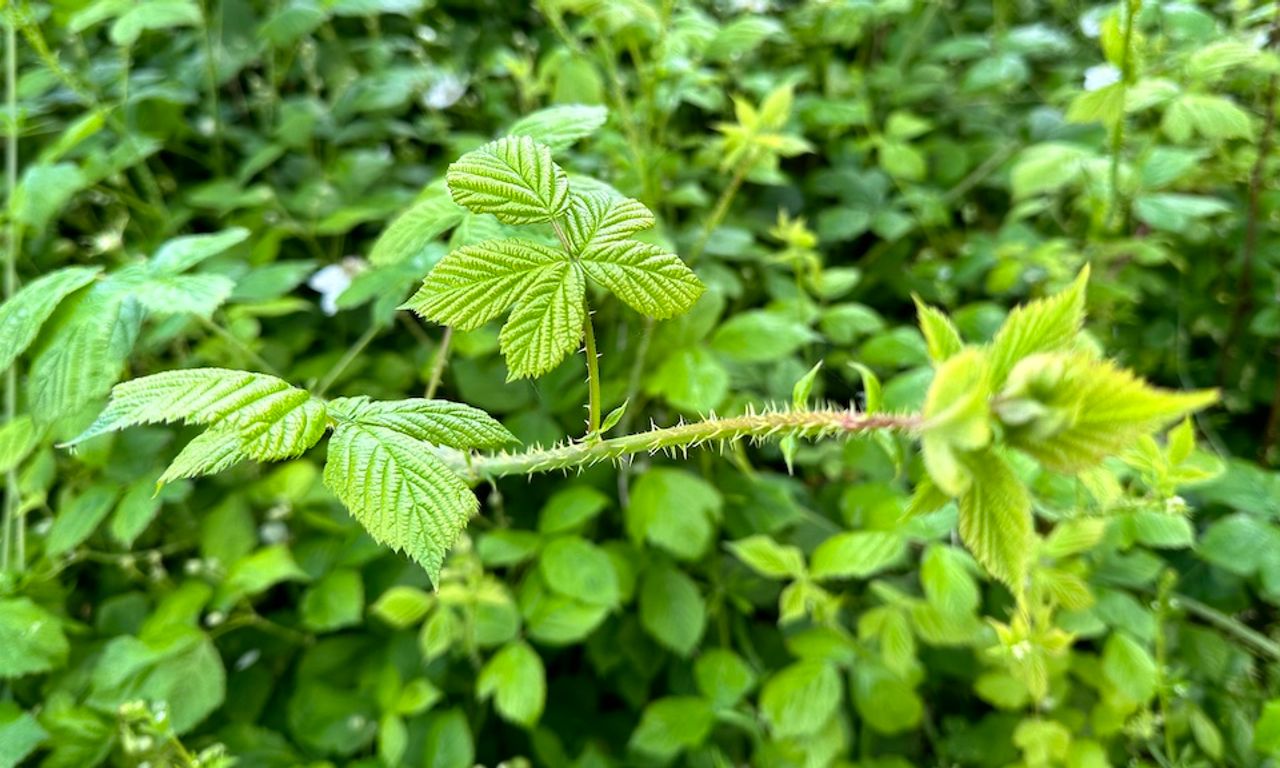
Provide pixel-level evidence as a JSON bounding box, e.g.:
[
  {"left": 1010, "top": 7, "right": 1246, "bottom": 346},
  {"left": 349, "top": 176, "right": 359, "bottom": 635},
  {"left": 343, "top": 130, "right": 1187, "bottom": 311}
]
[
  {"left": 324, "top": 422, "right": 477, "bottom": 584},
  {"left": 914, "top": 296, "right": 964, "bottom": 362},
  {"left": 580, "top": 241, "right": 703, "bottom": 319},
  {"left": 957, "top": 450, "right": 1031, "bottom": 589},
  {"left": 499, "top": 262, "right": 586, "bottom": 379},
  {"left": 404, "top": 238, "right": 564, "bottom": 331},
  {"left": 562, "top": 192, "right": 655, "bottom": 253},
  {"left": 0, "top": 265, "right": 101, "bottom": 373},
  {"left": 507, "top": 104, "right": 608, "bottom": 152},
  {"left": 988, "top": 266, "right": 1089, "bottom": 385},
  {"left": 327, "top": 396, "right": 516, "bottom": 449},
  {"left": 445, "top": 136, "right": 571, "bottom": 224}
]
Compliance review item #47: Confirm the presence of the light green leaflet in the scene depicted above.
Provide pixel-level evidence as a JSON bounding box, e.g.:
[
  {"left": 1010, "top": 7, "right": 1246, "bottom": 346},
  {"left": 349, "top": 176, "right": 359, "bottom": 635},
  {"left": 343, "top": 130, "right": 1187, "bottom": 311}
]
[
  {"left": 407, "top": 136, "right": 703, "bottom": 379},
  {"left": 73, "top": 370, "right": 516, "bottom": 584}
]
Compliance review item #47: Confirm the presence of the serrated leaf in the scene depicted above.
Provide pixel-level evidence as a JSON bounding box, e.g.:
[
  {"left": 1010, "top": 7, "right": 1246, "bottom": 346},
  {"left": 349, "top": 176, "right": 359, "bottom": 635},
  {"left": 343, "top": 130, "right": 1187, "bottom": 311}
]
[
  {"left": 369, "top": 184, "right": 465, "bottom": 266},
  {"left": 561, "top": 192, "right": 655, "bottom": 253},
  {"left": 0, "top": 266, "right": 101, "bottom": 373},
  {"left": 327, "top": 396, "right": 515, "bottom": 449},
  {"left": 499, "top": 262, "right": 585, "bottom": 379},
  {"left": 957, "top": 450, "right": 1031, "bottom": 589},
  {"left": 157, "top": 427, "right": 246, "bottom": 485},
  {"left": 506, "top": 104, "right": 608, "bottom": 152},
  {"left": 74, "top": 368, "right": 305, "bottom": 442},
  {"left": 580, "top": 241, "right": 703, "bottom": 319},
  {"left": 29, "top": 287, "right": 143, "bottom": 425},
  {"left": 914, "top": 296, "right": 964, "bottom": 362},
  {"left": 324, "top": 422, "right": 477, "bottom": 584},
  {"left": 988, "top": 267, "right": 1089, "bottom": 385},
  {"left": 1007, "top": 354, "right": 1217, "bottom": 473},
  {"left": 445, "top": 136, "right": 571, "bottom": 224},
  {"left": 922, "top": 348, "right": 992, "bottom": 496},
  {"left": 404, "top": 238, "right": 564, "bottom": 331}
]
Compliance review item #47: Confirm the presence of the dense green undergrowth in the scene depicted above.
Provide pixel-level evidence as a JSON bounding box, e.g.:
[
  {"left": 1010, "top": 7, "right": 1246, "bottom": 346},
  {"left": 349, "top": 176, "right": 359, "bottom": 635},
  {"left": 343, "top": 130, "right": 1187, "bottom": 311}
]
[{"left": 2, "top": 1, "right": 1280, "bottom": 767}]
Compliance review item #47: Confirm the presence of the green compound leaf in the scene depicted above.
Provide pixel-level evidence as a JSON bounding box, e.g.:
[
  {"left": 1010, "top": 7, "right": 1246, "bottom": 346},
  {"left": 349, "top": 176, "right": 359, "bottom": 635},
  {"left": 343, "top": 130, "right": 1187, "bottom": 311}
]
[
  {"left": 323, "top": 421, "right": 477, "bottom": 585},
  {"left": 499, "top": 262, "right": 586, "bottom": 379},
  {"left": 404, "top": 238, "right": 564, "bottom": 331},
  {"left": 0, "top": 265, "right": 101, "bottom": 373},
  {"left": 957, "top": 450, "right": 1032, "bottom": 589},
  {"left": 579, "top": 241, "right": 703, "bottom": 319},
  {"left": 327, "top": 396, "right": 516, "bottom": 449},
  {"left": 445, "top": 136, "right": 571, "bottom": 224},
  {"left": 988, "top": 266, "right": 1089, "bottom": 385}
]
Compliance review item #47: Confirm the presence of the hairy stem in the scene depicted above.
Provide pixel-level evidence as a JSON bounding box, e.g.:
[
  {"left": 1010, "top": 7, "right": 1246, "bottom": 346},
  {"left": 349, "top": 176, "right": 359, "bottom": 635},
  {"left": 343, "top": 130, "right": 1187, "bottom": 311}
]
[
  {"left": 446, "top": 408, "right": 920, "bottom": 483},
  {"left": 582, "top": 302, "right": 602, "bottom": 436},
  {"left": 425, "top": 325, "right": 453, "bottom": 399}
]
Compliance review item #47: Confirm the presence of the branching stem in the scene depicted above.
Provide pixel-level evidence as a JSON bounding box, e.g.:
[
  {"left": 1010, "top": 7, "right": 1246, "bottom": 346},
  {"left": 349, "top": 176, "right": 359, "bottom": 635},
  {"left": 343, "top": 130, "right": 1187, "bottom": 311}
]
[{"left": 446, "top": 408, "right": 920, "bottom": 483}]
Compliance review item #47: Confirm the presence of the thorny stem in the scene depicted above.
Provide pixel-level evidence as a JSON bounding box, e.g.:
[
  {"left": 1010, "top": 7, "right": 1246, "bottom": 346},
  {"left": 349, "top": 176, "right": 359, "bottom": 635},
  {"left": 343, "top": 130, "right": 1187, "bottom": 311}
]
[
  {"left": 445, "top": 407, "right": 921, "bottom": 483},
  {"left": 549, "top": 218, "right": 604, "bottom": 437},
  {"left": 1220, "top": 1, "right": 1280, "bottom": 389},
  {"left": 582, "top": 301, "right": 602, "bottom": 436},
  {"left": 425, "top": 326, "right": 453, "bottom": 399},
  {"left": 3, "top": 11, "right": 18, "bottom": 572}
]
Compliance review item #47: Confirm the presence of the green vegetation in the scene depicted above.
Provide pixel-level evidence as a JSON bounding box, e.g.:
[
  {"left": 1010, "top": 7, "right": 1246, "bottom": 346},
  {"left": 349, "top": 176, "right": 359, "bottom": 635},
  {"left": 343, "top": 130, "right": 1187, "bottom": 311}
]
[{"left": 1, "top": 1, "right": 1279, "bottom": 766}]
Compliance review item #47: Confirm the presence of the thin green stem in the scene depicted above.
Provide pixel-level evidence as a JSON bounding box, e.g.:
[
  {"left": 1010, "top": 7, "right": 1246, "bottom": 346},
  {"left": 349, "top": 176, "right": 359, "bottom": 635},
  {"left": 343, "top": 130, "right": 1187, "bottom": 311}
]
[
  {"left": 1106, "top": 0, "right": 1137, "bottom": 232},
  {"left": 425, "top": 326, "right": 453, "bottom": 399},
  {"left": 582, "top": 301, "right": 602, "bottom": 436},
  {"left": 446, "top": 407, "right": 920, "bottom": 483},
  {"left": 315, "top": 323, "right": 380, "bottom": 397},
  {"left": 196, "top": 315, "right": 281, "bottom": 377},
  {"left": 1172, "top": 592, "right": 1280, "bottom": 661},
  {"left": 1154, "top": 570, "right": 1177, "bottom": 761},
  {"left": 2, "top": 12, "right": 17, "bottom": 573},
  {"left": 199, "top": 0, "right": 225, "bottom": 176},
  {"left": 689, "top": 156, "right": 751, "bottom": 264}
]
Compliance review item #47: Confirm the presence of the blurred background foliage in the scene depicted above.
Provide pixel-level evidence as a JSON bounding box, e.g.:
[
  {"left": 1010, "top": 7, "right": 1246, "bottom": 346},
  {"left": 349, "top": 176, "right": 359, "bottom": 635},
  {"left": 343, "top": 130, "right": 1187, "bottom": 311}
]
[{"left": 3, "top": 0, "right": 1280, "bottom": 766}]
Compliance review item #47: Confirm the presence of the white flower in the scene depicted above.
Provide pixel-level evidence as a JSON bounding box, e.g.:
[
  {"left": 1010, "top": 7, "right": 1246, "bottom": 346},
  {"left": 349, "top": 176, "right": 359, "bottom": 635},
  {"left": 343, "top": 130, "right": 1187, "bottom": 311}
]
[
  {"left": 1079, "top": 8, "right": 1106, "bottom": 38},
  {"left": 1083, "top": 64, "right": 1121, "bottom": 91},
  {"left": 307, "top": 257, "right": 366, "bottom": 316},
  {"left": 424, "top": 73, "right": 467, "bottom": 110}
]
